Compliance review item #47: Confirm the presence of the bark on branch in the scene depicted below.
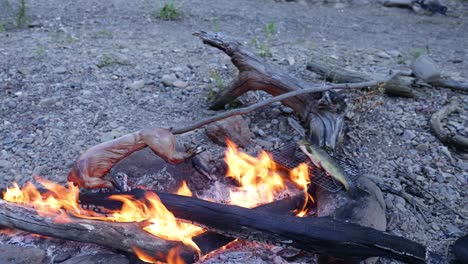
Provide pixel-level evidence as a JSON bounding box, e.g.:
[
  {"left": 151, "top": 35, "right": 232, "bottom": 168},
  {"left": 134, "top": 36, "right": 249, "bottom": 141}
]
[
  {"left": 192, "top": 31, "right": 350, "bottom": 149},
  {"left": 430, "top": 99, "right": 468, "bottom": 152},
  {"left": 306, "top": 60, "right": 415, "bottom": 98}
]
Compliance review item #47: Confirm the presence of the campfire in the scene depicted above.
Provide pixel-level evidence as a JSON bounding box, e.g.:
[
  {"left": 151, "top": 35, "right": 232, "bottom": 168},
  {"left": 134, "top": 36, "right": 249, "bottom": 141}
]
[
  {"left": 0, "top": 32, "right": 436, "bottom": 264},
  {"left": 2, "top": 139, "right": 313, "bottom": 263}
]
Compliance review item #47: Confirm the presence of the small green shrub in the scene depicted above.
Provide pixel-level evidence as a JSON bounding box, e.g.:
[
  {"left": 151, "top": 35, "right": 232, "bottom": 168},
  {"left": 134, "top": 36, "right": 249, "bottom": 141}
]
[
  {"left": 207, "top": 69, "right": 225, "bottom": 101},
  {"left": 412, "top": 48, "right": 424, "bottom": 59},
  {"left": 34, "top": 44, "right": 45, "bottom": 57},
  {"left": 265, "top": 21, "right": 276, "bottom": 40},
  {"left": 396, "top": 56, "right": 406, "bottom": 65},
  {"left": 212, "top": 16, "right": 220, "bottom": 32},
  {"left": 16, "top": 0, "right": 28, "bottom": 27},
  {"left": 156, "top": 1, "right": 181, "bottom": 20},
  {"left": 256, "top": 42, "right": 272, "bottom": 58},
  {"left": 0, "top": 24, "right": 5, "bottom": 33}
]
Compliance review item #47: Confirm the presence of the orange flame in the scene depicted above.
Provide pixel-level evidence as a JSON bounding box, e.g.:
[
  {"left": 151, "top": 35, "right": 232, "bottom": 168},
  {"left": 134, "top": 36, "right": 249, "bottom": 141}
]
[
  {"left": 225, "top": 139, "right": 287, "bottom": 208},
  {"left": 290, "top": 163, "right": 314, "bottom": 217},
  {"left": 132, "top": 246, "right": 159, "bottom": 264},
  {"left": 2, "top": 178, "right": 203, "bottom": 258},
  {"left": 2, "top": 139, "right": 313, "bottom": 262},
  {"left": 224, "top": 139, "right": 312, "bottom": 215},
  {"left": 176, "top": 181, "right": 192, "bottom": 197},
  {"left": 167, "top": 247, "right": 186, "bottom": 264}
]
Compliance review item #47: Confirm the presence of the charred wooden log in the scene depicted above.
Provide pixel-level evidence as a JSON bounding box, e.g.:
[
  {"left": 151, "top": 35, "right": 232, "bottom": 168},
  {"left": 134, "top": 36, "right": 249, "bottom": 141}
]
[
  {"left": 0, "top": 198, "right": 192, "bottom": 263},
  {"left": 194, "top": 31, "right": 348, "bottom": 150},
  {"left": 0, "top": 191, "right": 304, "bottom": 264},
  {"left": 81, "top": 190, "right": 426, "bottom": 263},
  {"left": 453, "top": 235, "right": 468, "bottom": 264}
]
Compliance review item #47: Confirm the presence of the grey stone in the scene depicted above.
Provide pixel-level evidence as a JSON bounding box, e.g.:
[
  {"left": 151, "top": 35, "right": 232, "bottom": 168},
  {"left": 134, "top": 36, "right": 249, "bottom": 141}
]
[
  {"left": 388, "top": 50, "right": 402, "bottom": 57},
  {"left": 416, "top": 143, "right": 429, "bottom": 152},
  {"left": 205, "top": 116, "right": 253, "bottom": 147},
  {"left": 173, "top": 80, "right": 188, "bottom": 88},
  {"left": 376, "top": 51, "right": 391, "bottom": 59},
  {"left": 161, "top": 73, "right": 178, "bottom": 87},
  {"left": 100, "top": 132, "right": 114, "bottom": 142},
  {"left": 445, "top": 223, "right": 462, "bottom": 235},
  {"left": 402, "top": 130, "right": 417, "bottom": 140},
  {"left": 0, "top": 245, "right": 46, "bottom": 264},
  {"left": 280, "top": 106, "right": 294, "bottom": 114},
  {"left": 411, "top": 55, "right": 441, "bottom": 82},
  {"left": 39, "top": 96, "right": 60, "bottom": 107},
  {"left": 455, "top": 159, "right": 468, "bottom": 171},
  {"left": 127, "top": 80, "right": 144, "bottom": 89},
  {"left": 53, "top": 252, "right": 72, "bottom": 263},
  {"left": 0, "top": 159, "right": 12, "bottom": 169},
  {"left": 61, "top": 253, "right": 129, "bottom": 264},
  {"left": 256, "top": 138, "right": 274, "bottom": 149},
  {"left": 273, "top": 256, "right": 289, "bottom": 264},
  {"left": 53, "top": 66, "right": 67, "bottom": 74},
  {"left": 431, "top": 223, "right": 441, "bottom": 231},
  {"left": 6, "top": 100, "right": 17, "bottom": 108}
]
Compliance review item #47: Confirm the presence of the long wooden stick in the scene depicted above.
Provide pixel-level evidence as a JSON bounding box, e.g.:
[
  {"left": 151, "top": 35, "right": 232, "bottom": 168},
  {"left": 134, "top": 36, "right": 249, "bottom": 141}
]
[{"left": 171, "top": 74, "right": 397, "bottom": 135}]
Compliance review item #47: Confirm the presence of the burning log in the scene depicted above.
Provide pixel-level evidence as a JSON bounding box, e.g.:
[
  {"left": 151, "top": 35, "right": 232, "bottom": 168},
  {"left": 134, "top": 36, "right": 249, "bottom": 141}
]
[
  {"left": 81, "top": 190, "right": 426, "bottom": 263},
  {"left": 0, "top": 198, "right": 191, "bottom": 263},
  {"left": 0, "top": 189, "right": 305, "bottom": 264}
]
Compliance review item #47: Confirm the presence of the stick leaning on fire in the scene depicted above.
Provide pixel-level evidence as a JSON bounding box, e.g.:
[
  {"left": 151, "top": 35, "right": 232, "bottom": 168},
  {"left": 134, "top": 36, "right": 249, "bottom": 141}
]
[{"left": 67, "top": 74, "right": 397, "bottom": 192}]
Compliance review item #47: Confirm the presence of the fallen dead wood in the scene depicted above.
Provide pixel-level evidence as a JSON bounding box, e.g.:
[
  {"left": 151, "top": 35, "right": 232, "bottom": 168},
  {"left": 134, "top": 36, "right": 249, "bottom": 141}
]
[
  {"left": 192, "top": 31, "right": 349, "bottom": 149},
  {"left": 431, "top": 78, "right": 468, "bottom": 93},
  {"left": 0, "top": 190, "right": 304, "bottom": 263},
  {"left": 306, "top": 60, "right": 415, "bottom": 98},
  {"left": 171, "top": 72, "right": 398, "bottom": 135},
  {"left": 430, "top": 99, "right": 468, "bottom": 152}
]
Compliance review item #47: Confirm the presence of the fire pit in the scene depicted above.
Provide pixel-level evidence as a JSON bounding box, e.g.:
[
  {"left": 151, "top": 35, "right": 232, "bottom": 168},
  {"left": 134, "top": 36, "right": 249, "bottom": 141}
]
[{"left": 0, "top": 138, "right": 426, "bottom": 263}]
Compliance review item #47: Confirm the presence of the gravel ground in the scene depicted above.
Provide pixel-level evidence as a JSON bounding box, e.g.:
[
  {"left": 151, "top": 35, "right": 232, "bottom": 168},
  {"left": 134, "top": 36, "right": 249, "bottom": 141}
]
[{"left": 1, "top": 0, "right": 467, "bottom": 263}]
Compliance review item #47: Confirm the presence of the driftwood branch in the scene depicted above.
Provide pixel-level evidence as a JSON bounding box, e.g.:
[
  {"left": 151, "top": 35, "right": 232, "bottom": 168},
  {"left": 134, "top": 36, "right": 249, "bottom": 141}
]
[
  {"left": 430, "top": 99, "right": 468, "bottom": 152},
  {"left": 171, "top": 73, "right": 398, "bottom": 135},
  {"left": 431, "top": 78, "right": 468, "bottom": 92},
  {"left": 306, "top": 60, "right": 415, "bottom": 98},
  {"left": 175, "top": 31, "right": 397, "bottom": 150}
]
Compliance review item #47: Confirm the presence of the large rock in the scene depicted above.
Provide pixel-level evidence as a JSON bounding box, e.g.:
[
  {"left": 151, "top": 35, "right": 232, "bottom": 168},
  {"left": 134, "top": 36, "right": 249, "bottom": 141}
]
[
  {"left": 205, "top": 116, "right": 253, "bottom": 147},
  {"left": 316, "top": 176, "right": 387, "bottom": 264},
  {"left": 0, "top": 245, "right": 46, "bottom": 264},
  {"left": 411, "top": 55, "right": 441, "bottom": 82}
]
